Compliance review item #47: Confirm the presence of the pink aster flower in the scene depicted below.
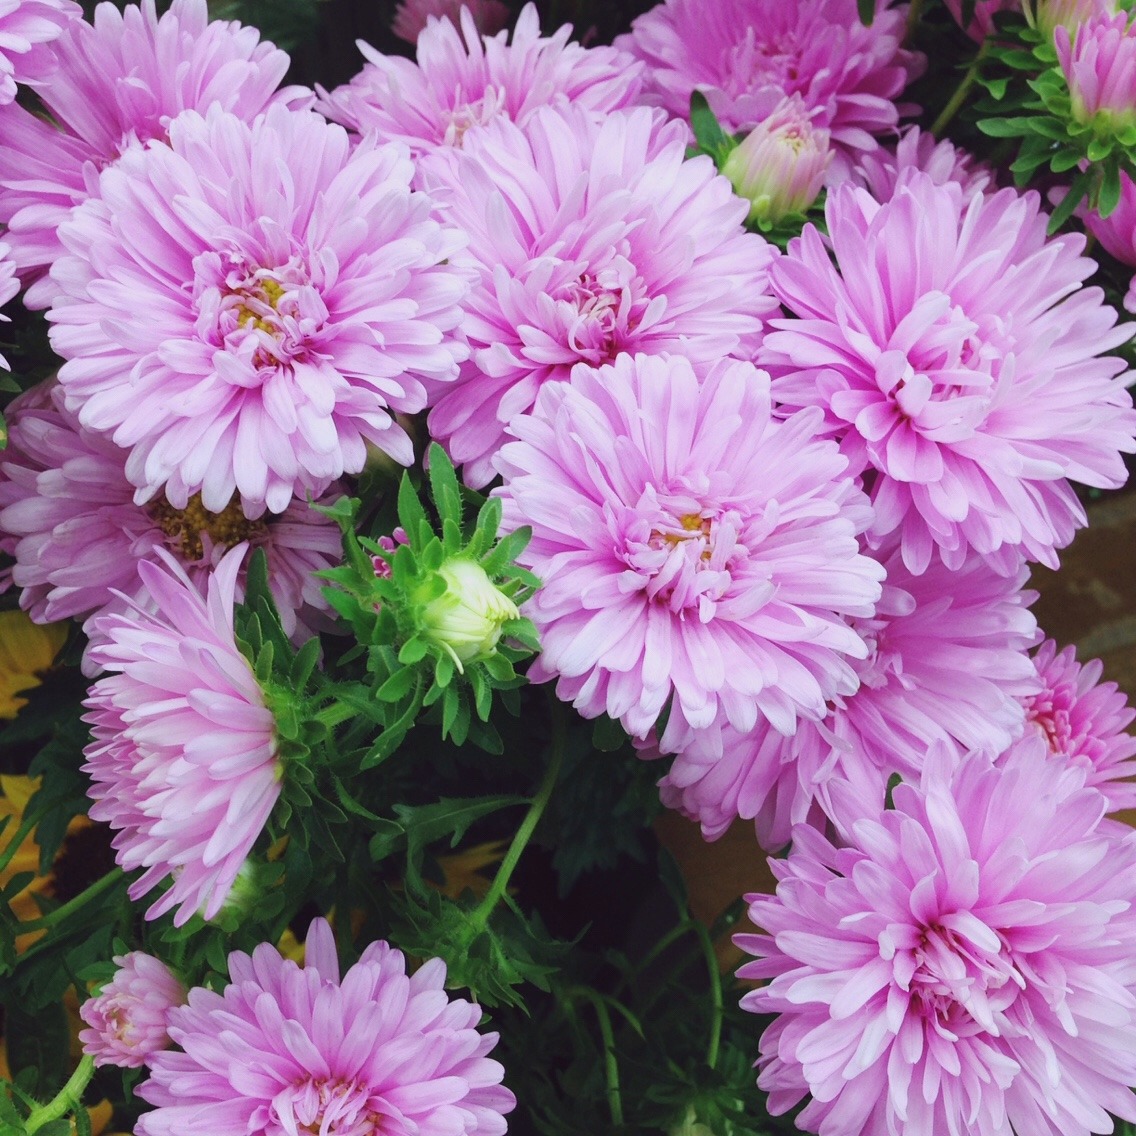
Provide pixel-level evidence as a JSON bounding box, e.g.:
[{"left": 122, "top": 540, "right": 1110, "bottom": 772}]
[
  {"left": 0, "top": 240, "right": 20, "bottom": 372},
  {"left": 0, "top": 0, "right": 79, "bottom": 104},
  {"left": 1022, "top": 638, "right": 1136, "bottom": 811},
  {"left": 79, "top": 952, "right": 186, "bottom": 1069},
  {"left": 737, "top": 740, "right": 1136, "bottom": 1136},
  {"left": 762, "top": 172, "right": 1136, "bottom": 575},
  {"left": 614, "top": 0, "right": 921, "bottom": 174},
  {"left": 0, "top": 384, "right": 342, "bottom": 647},
  {"left": 852, "top": 125, "right": 992, "bottom": 204},
  {"left": 496, "top": 353, "right": 884, "bottom": 752},
  {"left": 135, "top": 917, "right": 515, "bottom": 1136},
  {"left": 391, "top": 0, "right": 510, "bottom": 45},
  {"left": 0, "top": 0, "right": 308, "bottom": 309},
  {"left": 82, "top": 545, "right": 281, "bottom": 926},
  {"left": 1084, "top": 170, "right": 1136, "bottom": 311},
  {"left": 655, "top": 537, "right": 1039, "bottom": 847},
  {"left": 424, "top": 104, "right": 778, "bottom": 487},
  {"left": 943, "top": 0, "right": 1021, "bottom": 40},
  {"left": 318, "top": 3, "right": 642, "bottom": 161},
  {"left": 1057, "top": 10, "right": 1136, "bottom": 127},
  {"left": 48, "top": 104, "right": 468, "bottom": 517}
]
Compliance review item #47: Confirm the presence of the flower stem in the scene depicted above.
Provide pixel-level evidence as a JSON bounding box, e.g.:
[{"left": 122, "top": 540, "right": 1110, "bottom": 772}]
[
  {"left": 469, "top": 700, "right": 565, "bottom": 932},
  {"left": 905, "top": 0, "right": 924, "bottom": 42},
  {"left": 691, "top": 921, "right": 723, "bottom": 1069},
  {"left": 25, "top": 1054, "right": 95, "bottom": 1135},
  {"left": 931, "top": 43, "right": 990, "bottom": 138},
  {"left": 315, "top": 700, "right": 359, "bottom": 730},
  {"left": 18, "top": 869, "right": 120, "bottom": 933}
]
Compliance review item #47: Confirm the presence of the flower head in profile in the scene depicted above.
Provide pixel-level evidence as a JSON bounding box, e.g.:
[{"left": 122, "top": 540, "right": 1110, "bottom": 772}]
[
  {"left": 135, "top": 918, "right": 516, "bottom": 1136},
  {"left": 79, "top": 953, "right": 186, "bottom": 1069},
  {"left": 614, "top": 0, "right": 921, "bottom": 174},
  {"left": 497, "top": 353, "right": 883, "bottom": 753},
  {"left": 1056, "top": 10, "right": 1136, "bottom": 130},
  {"left": 722, "top": 95, "right": 832, "bottom": 225},
  {"left": 0, "top": 0, "right": 80, "bottom": 105},
  {"left": 738, "top": 740, "right": 1136, "bottom": 1136},
  {"left": 1029, "top": 0, "right": 1117, "bottom": 37},
  {"left": 1022, "top": 639, "right": 1136, "bottom": 811},
  {"left": 762, "top": 172, "right": 1136, "bottom": 575},
  {"left": 82, "top": 545, "right": 281, "bottom": 925},
  {"left": 0, "top": 384, "right": 342, "bottom": 650},
  {"left": 0, "top": 0, "right": 307, "bottom": 308},
  {"left": 319, "top": 3, "right": 642, "bottom": 160},
  {"left": 391, "top": 0, "right": 509, "bottom": 44},
  {"left": 657, "top": 539, "right": 1039, "bottom": 847},
  {"left": 425, "top": 104, "right": 778, "bottom": 487},
  {"left": 49, "top": 104, "right": 469, "bottom": 516}
]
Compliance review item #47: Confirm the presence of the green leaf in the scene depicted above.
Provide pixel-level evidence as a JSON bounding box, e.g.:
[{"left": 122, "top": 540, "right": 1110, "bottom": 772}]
[
  {"left": 376, "top": 666, "right": 416, "bottom": 703},
  {"left": 427, "top": 442, "right": 464, "bottom": 535},
  {"left": 1099, "top": 159, "right": 1123, "bottom": 217},
  {"left": 857, "top": 0, "right": 874, "bottom": 24},
  {"left": 976, "top": 116, "right": 1038, "bottom": 138},
  {"left": 289, "top": 636, "right": 322, "bottom": 691},
  {"left": 688, "top": 91, "right": 731, "bottom": 161},
  {"left": 396, "top": 470, "right": 431, "bottom": 548},
  {"left": 1047, "top": 166, "right": 1092, "bottom": 233}
]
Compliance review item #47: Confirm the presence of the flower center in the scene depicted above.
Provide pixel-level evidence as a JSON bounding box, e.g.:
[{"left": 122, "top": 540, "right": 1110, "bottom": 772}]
[
  {"left": 443, "top": 86, "right": 508, "bottom": 146},
  {"left": 1025, "top": 690, "right": 1074, "bottom": 757},
  {"left": 555, "top": 257, "right": 651, "bottom": 366},
  {"left": 621, "top": 489, "right": 745, "bottom": 617},
  {"left": 723, "top": 27, "right": 801, "bottom": 100},
  {"left": 270, "top": 1075, "right": 382, "bottom": 1136},
  {"left": 148, "top": 493, "right": 268, "bottom": 562}
]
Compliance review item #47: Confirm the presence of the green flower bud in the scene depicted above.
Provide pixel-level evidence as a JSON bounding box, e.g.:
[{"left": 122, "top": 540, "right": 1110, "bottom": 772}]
[{"left": 419, "top": 559, "right": 520, "bottom": 670}]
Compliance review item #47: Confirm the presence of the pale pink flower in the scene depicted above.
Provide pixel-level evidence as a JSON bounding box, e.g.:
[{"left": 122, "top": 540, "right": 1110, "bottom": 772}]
[
  {"left": 496, "top": 353, "right": 884, "bottom": 753},
  {"left": 0, "top": 240, "right": 20, "bottom": 371},
  {"left": 655, "top": 537, "right": 1039, "bottom": 847},
  {"left": 614, "top": 0, "right": 921, "bottom": 174},
  {"left": 1084, "top": 169, "right": 1136, "bottom": 311},
  {"left": 391, "top": 0, "right": 510, "bottom": 44},
  {"left": 48, "top": 104, "right": 469, "bottom": 517},
  {"left": 1022, "top": 639, "right": 1136, "bottom": 811},
  {"left": 82, "top": 546, "right": 281, "bottom": 926},
  {"left": 79, "top": 953, "right": 186, "bottom": 1069},
  {"left": 318, "top": 3, "right": 642, "bottom": 161},
  {"left": 0, "top": 0, "right": 307, "bottom": 308},
  {"left": 722, "top": 95, "right": 832, "bottom": 224},
  {"left": 0, "top": 0, "right": 79, "bottom": 104},
  {"left": 738, "top": 740, "right": 1136, "bottom": 1136},
  {"left": 943, "top": 0, "right": 1021, "bottom": 39},
  {"left": 136, "top": 918, "right": 515, "bottom": 1136},
  {"left": 0, "top": 384, "right": 342, "bottom": 648},
  {"left": 852, "top": 125, "right": 992, "bottom": 203},
  {"left": 762, "top": 172, "right": 1136, "bottom": 575},
  {"left": 424, "top": 104, "right": 778, "bottom": 487},
  {"left": 1057, "top": 10, "right": 1136, "bottom": 126}
]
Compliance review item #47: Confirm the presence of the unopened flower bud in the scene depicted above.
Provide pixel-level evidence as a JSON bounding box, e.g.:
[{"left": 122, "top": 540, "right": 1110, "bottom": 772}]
[
  {"left": 420, "top": 559, "right": 519, "bottom": 668},
  {"left": 1027, "top": 0, "right": 1115, "bottom": 36},
  {"left": 1056, "top": 11, "right": 1136, "bottom": 130},
  {"left": 79, "top": 953, "right": 186, "bottom": 1069},
  {"left": 722, "top": 96, "right": 832, "bottom": 225}
]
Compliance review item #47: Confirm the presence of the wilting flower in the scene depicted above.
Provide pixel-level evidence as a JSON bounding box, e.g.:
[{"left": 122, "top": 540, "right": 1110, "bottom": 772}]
[
  {"left": 0, "top": 610, "right": 66, "bottom": 718},
  {"left": 1056, "top": 10, "right": 1136, "bottom": 130},
  {"left": 319, "top": 3, "right": 642, "bottom": 161},
  {"left": 419, "top": 558, "right": 520, "bottom": 668},
  {"left": 1022, "top": 638, "right": 1136, "bottom": 811},
  {"left": 656, "top": 537, "right": 1039, "bottom": 847},
  {"left": 0, "top": 385, "right": 342, "bottom": 647},
  {"left": 391, "top": 0, "right": 510, "bottom": 44},
  {"left": 1084, "top": 169, "right": 1136, "bottom": 310},
  {"left": 0, "top": 0, "right": 79, "bottom": 105},
  {"left": 135, "top": 918, "right": 516, "bottom": 1136},
  {"left": 738, "top": 741, "right": 1136, "bottom": 1136},
  {"left": 425, "top": 104, "right": 778, "bottom": 487},
  {"left": 49, "top": 104, "right": 468, "bottom": 516},
  {"left": 0, "top": 0, "right": 307, "bottom": 308},
  {"left": 943, "top": 0, "right": 1021, "bottom": 39},
  {"left": 79, "top": 953, "right": 186, "bottom": 1069},
  {"left": 82, "top": 545, "right": 281, "bottom": 925},
  {"left": 497, "top": 354, "right": 883, "bottom": 753},
  {"left": 853, "top": 126, "right": 992, "bottom": 204},
  {"left": 614, "top": 0, "right": 920, "bottom": 173},
  {"left": 763, "top": 172, "right": 1136, "bottom": 575},
  {"left": 722, "top": 95, "right": 832, "bottom": 224}
]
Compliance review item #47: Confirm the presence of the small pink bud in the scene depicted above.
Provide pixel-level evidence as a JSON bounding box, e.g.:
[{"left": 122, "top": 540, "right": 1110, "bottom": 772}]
[
  {"left": 722, "top": 96, "right": 832, "bottom": 225},
  {"left": 1056, "top": 11, "right": 1136, "bottom": 129},
  {"left": 79, "top": 953, "right": 186, "bottom": 1069}
]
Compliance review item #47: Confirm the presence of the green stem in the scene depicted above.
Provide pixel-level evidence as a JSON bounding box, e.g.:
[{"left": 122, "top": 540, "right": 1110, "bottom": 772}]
[
  {"left": 691, "top": 921, "right": 723, "bottom": 1069},
  {"left": 904, "top": 0, "right": 924, "bottom": 43},
  {"left": 315, "top": 700, "right": 359, "bottom": 730},
  {"left": 25, "top": 1054, "right": 94, "bottom": 1135},
  {"left": 0, "top": 811, "right": 40, "bottom": 877},
  {"left": 18, "top": 869, "right": 120, "bottom": 933},
  {"left": 469, "top": 701, "right": 565, "bottom": 932},
  {"left": 931, "top": 43, "right": 990, "bottom": 138}
]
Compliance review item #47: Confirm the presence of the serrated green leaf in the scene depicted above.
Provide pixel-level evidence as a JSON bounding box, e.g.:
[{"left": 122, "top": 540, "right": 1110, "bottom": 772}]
[
  {"left": 398, "top": 636, "right": 429, "bottom": 665},
  {"left": 396, "top": 471, "right": 430, "bottom": 549},
  {"left": 427, "top": 442, "right": 464, "bottom": 533},
  {"left": 289, "top": 636, "right": 322, "bottom": 691},
  {"left": 376, "top": 666, "right": 416, "bottom": 703}
]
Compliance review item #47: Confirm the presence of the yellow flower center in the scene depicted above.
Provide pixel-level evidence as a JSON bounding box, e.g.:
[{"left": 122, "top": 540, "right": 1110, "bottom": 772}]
[
  {"left": 148, "top": 493, "right": 267, "bottom": 561},
  {"left": 236, "top": 277, "right": 286, "bottom": 334}
]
